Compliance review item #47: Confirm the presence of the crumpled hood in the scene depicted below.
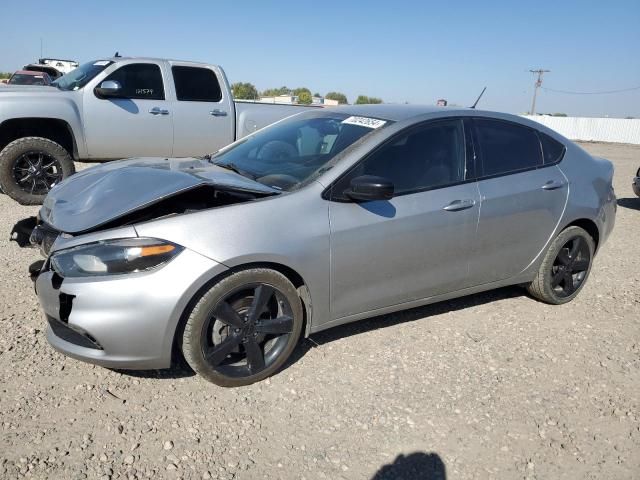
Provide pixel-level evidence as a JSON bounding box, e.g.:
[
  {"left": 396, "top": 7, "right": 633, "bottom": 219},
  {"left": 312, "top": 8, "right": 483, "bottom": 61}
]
[{"left": 40, "top": 157, "right": 278, "bottom": 233}]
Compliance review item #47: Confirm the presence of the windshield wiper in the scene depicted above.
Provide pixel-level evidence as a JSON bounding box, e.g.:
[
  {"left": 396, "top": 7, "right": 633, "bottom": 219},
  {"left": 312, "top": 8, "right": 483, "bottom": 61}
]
[{"left": 213, "top": 162, "right": 256, "bottom": 180}]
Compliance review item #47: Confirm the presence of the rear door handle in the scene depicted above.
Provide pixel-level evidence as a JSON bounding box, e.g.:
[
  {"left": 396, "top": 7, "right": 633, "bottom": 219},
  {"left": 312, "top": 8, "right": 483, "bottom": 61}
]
[
  {"left": 149, "top": 107, "right": 169, "bottom": 115},
  {"left": 443, "top": 199, "right": 476, "bottom": 211},
  {"left": 541, "top": 180, "right": 566, "bottom": 190},
  {"left": 210, "top": 109, "right": 228, "bottom": 117}
]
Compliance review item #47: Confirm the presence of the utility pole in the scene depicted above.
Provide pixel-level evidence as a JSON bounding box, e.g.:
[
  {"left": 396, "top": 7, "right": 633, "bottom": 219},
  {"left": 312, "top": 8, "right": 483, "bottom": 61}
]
[{"left": 529, "top": 69, "right": 550, "bottom": 115}]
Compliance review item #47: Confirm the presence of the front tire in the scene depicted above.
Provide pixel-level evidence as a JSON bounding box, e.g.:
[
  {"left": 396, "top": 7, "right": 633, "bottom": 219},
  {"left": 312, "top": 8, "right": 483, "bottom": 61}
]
[
  {"left": 527, "top": 226, "right": 595, "bottom": 304},
  {"left": 182, "top": 269, "right": 303, "bottom": 387},
  {"left": 0, "top": 137, "right": 75, "bottom": 205}
]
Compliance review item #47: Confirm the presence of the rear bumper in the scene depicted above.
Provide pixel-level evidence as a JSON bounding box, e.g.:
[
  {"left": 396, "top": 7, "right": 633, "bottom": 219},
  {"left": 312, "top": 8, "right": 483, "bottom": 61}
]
[{"left": 36, "top": 248, "right": 226, "bottom": 370}]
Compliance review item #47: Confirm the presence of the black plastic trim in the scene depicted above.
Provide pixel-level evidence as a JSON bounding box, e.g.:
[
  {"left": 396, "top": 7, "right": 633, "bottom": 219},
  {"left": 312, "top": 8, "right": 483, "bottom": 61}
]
[{"left": 47, "top": 315, "right": 103, "bottom": 350}]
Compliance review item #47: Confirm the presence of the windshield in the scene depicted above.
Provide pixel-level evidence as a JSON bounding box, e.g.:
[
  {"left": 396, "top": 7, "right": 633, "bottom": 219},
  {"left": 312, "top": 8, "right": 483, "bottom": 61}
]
[
  {"left": 52, "top": 60, "right": 113, "bottom": 91},
  {"left": 9, "top": 74, "right": 48, "bottom": 85},
  {"left": 211, "top": 112, "right": 390, "bottom": 191}
]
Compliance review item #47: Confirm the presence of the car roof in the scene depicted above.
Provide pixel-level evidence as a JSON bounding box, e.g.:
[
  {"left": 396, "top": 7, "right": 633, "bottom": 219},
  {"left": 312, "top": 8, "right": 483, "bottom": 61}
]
[
  {"left": 104, "top": 56, "right": 214, "bottom": 67},
  {"left": 327, "top": 104, "right": 542, "bottom": 128}
]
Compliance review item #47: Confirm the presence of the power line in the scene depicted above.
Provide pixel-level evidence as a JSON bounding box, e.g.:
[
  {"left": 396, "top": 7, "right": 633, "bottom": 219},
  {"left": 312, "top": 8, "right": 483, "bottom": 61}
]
[
  {"left": 529, "top": 69, "right": 550, "bottom": 115},
  {"left": 542, "top": 85, "right": 640, "bottom": 95}
]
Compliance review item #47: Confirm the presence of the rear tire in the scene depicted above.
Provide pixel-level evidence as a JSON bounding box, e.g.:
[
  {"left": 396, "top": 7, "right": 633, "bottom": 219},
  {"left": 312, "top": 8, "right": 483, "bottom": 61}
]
[
  {"left": 527, "top": 226, "right": 595, "bottom": 304},
  {"left": 182, "top": 269, "right": 303, "bottom": 387},
  {"left": 0, "top": 137, "right": 75, "bottom": 205}
]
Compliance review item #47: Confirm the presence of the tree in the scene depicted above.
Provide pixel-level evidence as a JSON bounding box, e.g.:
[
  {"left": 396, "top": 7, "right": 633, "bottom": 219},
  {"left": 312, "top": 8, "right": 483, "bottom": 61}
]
[
  {"left": 231, "top": 82, "right": 258, "bottom": 100},
  {"left": 262, "top": 86, "right": 291, "bottom": 97},
  {"left": 552, "top": 113, "right": 568, "bottom": 117},
  {"left": 355, "top": 95, "right": 382, "bottom": 104},
  {"left": 0, "top": 72, "right": 11, "bottom": 79},
  {"left": 293, "top": 87, "right": 312, "bottom": 105},
  {"left": 313, "top": 92, "right": 321, "bottom": 98},
  {"left": 325, "top": 91, "right": 348, "bottom": 104}
]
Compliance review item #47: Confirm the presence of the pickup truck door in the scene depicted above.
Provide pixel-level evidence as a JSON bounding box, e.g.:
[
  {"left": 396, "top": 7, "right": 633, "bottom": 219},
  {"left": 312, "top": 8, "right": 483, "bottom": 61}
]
[
  {"left": 169, "top": 63, "right": 235, "bottom": 157},
  {"left": 83, "top": 62, "right": 173, "bottom": 159}
]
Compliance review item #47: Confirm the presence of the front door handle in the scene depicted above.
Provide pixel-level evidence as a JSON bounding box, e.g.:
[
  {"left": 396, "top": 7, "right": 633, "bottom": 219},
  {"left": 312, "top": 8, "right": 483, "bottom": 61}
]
[
  {"left": 541, "top": 180, "right": 566, "bottom": 190},
  {"left": 149, "top": 107, "right": 170, "bottom": 115},
  {"left": 443, "top": 199, "right": 476, "bottom": 211},
  {"left": 210, "top": 109, "right": 228, "bottom": 117}
]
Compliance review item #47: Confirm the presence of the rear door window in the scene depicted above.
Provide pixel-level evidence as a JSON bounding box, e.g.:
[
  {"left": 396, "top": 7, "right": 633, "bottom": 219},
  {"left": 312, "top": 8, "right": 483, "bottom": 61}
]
[
  {"left": 172, "top": 66, "right": 222, "bottom": 102},
  {"left": 474, "top": 119, "right": 543, "bottom": 177},
  {"left": 103, "top": 63, "right": 165, "bottom": 100}
]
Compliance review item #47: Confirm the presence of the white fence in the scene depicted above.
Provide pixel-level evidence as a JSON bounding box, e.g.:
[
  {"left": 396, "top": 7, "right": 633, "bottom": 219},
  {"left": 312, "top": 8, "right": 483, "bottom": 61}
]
[{"left": 521, "top": 115, "right": 640, "bottom": 145}]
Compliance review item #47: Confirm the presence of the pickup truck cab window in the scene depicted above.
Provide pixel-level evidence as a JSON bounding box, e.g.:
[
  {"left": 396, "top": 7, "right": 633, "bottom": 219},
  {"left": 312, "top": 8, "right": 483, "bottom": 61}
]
[
  {"left": 102, "top": 63, "right": 165, "bottom": 100},
  {"left": 172, "top": 66, "right": 222, "bottom": 102},
  {"left": 335, "top": 119, "right": 467, "bottom": 197}
]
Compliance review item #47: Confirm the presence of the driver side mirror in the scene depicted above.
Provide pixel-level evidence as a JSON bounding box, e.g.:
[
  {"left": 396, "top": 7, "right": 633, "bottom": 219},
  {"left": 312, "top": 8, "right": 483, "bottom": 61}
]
[
  {"left": 94, "top": 80, "right": 123, "bottom": 98},
  {"left": 344, "top": 175, "right": 394, "bottom": 202}
]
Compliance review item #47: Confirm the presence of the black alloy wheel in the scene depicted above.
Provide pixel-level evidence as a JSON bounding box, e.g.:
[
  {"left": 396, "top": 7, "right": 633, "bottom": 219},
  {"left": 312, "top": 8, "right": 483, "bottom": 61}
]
[
  {"left": 527, "top": 225, "right": 595, "bottom": 305},
  {"left": 0, "top": 137, "right": 75, "bottom": 205},
  {"left": 201, "top": 284, "right": 294, "bottom": 378},
  {"left": 182, "top": 268, "right": 304, "bottom": 387},
  {"left": 13, "top": 151, "right": 64, "bottom": 195},
  {"left": 550, "top": 236, "right": 591, "bottom": 298}
]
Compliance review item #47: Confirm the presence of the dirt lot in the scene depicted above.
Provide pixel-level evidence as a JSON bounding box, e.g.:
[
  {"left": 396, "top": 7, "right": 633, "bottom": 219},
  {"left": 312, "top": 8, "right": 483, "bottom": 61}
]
[{"left": 0, "top": 143, "right": 638, "bottom": 480}]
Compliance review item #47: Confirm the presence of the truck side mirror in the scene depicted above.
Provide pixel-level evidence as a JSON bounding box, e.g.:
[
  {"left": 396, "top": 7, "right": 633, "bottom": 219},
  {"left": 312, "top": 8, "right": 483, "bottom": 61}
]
[{"left": 94, "top": 80, "right": 123, "bottom": 98}]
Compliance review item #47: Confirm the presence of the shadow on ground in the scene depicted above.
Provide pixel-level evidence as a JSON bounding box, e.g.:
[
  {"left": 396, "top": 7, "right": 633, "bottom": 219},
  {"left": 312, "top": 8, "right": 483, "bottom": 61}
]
[
  {"left": 116, "top": 285, "right": 524, "bottom": 381},
  {"left": 617, "top": 197, "right": 640, "bottom": 211},
  {"left": 285, "top": 285, "right": 524, "bottom": 370},
  {"left": 372, "top": 452, "right": 446, "bottom": 480}
]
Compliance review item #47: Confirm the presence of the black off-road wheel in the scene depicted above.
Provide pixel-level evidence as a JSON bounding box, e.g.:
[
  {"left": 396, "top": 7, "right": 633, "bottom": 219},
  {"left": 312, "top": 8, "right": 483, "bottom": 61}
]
[
  {"left": 182, "top": 269, "right": 303, "bottom": 387},
  {"left": 0, "top": 137, "right": 75, "bottom": 205},
  {"left": 527, "top": 226, "right": 595, "bottom": 304}
]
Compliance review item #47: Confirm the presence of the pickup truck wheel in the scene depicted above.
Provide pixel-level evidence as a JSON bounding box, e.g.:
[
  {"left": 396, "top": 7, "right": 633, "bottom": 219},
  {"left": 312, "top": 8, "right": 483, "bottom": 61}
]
[{"left": 0, "top": 137, "right": 75, "bottom": 205}]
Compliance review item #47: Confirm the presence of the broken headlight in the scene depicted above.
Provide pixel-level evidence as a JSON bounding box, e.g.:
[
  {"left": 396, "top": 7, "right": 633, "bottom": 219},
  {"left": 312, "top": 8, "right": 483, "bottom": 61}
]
[{"left": 50, "top": 238, "right": 183, "bottom": 278}]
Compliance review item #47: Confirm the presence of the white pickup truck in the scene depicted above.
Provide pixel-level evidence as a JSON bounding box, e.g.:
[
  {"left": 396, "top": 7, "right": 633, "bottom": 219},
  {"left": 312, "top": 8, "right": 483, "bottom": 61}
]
[{"left": 0, "top": 57, "right": 314, "bottom": 204}]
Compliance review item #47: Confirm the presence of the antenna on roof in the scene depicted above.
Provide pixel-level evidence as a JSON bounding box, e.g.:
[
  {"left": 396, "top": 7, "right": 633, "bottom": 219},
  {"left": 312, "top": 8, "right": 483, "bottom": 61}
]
[
  {"left": 470, "top": 87, "right": 486, "bottom": 109},
  {"left": 114, "top": 51, "right": 121, "bottom": 58}
]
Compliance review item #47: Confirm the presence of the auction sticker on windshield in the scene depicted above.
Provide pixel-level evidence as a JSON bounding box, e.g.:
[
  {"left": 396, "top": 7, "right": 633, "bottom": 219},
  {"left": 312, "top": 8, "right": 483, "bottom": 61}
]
[{"left": 341, "top": 116, "right": 387, "bottom": 129}]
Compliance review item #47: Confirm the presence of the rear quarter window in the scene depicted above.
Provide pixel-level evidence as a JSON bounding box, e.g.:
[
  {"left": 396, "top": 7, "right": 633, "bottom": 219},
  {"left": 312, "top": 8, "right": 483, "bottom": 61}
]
[
  {"left": 172, "top": 66, "right": 222, "bottom": 102},
  {"left": 539, "top": 132, "right": 566, "bottom": 164}
]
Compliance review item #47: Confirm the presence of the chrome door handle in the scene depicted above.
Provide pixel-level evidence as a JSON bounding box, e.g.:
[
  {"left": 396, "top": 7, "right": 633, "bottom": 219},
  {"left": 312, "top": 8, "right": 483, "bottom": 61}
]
[
  {"left": 541, "top": 180, "right": 566, "bottom": 190},
  {"left": 443, "top": 199, "right": 476, "bottom": 211},
  {"left": 210, "top": 109, "right": 228, "bottom": 117},
  {"left": 149, "top": 107, "right": 169, "bottom": 115}
]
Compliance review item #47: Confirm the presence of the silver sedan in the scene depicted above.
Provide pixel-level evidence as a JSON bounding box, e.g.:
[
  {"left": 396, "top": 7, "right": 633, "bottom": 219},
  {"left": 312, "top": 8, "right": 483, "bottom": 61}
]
[{"left": 25, "top": 105, "right": 616, "bottom": 386}]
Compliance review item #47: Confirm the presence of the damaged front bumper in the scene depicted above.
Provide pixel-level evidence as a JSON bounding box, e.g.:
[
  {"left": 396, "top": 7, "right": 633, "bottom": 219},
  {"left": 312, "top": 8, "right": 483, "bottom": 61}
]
[
  {"left": 34, "top": 248, "right": 226, "bottom": 370},
  {"left": 10, "top": 216, "right": 60, "bottom": 257}
]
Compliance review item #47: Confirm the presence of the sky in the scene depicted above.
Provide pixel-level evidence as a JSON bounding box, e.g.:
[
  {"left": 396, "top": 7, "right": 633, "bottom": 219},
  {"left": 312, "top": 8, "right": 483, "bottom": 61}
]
[{"left": 1, "top": 0, "right": 639, "bottom": 117}]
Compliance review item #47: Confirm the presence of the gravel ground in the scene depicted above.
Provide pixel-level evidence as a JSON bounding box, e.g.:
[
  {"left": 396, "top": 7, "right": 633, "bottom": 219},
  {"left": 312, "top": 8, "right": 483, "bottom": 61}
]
[{"left": 0, "top": 142, "right": 638, "bottom": 480}]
